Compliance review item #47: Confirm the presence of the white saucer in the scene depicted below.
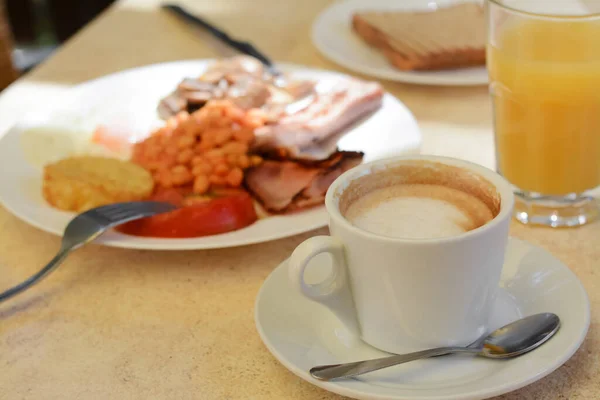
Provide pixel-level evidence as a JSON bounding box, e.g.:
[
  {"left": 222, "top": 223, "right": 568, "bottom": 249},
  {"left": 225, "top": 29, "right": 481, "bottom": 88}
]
[
  {"left": 312, "top": 0, "right": 489, "bottom": 86},
  {"left": 254, "top": 238, "right": 590, "bottom": 400}
]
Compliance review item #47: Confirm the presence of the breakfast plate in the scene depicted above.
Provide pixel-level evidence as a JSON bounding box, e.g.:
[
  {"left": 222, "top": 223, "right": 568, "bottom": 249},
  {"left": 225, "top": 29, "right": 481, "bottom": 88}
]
[
  {"left": 255, "top": 238, "right": 590, "bottom": 399},
  {"left": 312, "top": 0, "right": 489, "bottom": 86},
  {"left": 0, "top": 60, "right": 421, "bottom": 250}
]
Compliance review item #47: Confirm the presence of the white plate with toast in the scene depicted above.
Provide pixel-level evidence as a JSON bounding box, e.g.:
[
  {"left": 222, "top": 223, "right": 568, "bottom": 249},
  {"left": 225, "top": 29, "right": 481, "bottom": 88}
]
[
  {"left": 0, "top": 60, "right": 421, "bottom": 250},
  {"left": 312, "top": 0, "right": 489, "bottom": 86}
]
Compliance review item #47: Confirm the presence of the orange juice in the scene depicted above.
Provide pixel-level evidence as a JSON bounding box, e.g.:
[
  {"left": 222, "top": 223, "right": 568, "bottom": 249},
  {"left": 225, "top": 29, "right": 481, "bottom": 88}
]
[{"left": 488, "top": 20, "right": 600, "bottom": 195}]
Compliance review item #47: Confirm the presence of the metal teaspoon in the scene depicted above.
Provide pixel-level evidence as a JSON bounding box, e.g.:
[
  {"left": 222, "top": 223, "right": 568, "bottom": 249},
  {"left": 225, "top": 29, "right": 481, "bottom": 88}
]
[{"left": 310, "top": 313, "right": 561, "bottom": 381}]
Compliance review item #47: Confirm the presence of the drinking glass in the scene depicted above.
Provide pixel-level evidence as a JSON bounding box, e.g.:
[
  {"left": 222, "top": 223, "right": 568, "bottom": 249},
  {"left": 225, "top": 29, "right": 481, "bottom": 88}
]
[{"left": 486, "top": 0, "right": 600, "bottom": 227}]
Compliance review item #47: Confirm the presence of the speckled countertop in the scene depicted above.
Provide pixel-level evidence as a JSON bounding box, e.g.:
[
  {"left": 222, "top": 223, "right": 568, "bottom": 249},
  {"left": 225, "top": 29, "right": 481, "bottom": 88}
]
[{"left": 0, "top": 1, "right": 598, "bottom": 399}]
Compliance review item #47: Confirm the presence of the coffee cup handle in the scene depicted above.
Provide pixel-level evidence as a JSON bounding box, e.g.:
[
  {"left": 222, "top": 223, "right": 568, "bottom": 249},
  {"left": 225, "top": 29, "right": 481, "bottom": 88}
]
[{"left": 288, "top": 236, "right": 361, "bottom": 339}]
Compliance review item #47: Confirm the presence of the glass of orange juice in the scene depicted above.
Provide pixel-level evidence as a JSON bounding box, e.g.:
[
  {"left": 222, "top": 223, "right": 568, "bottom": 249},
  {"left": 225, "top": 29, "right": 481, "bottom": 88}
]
[{"left": 487, "top": 0, "right": 600, "bottom": 227}]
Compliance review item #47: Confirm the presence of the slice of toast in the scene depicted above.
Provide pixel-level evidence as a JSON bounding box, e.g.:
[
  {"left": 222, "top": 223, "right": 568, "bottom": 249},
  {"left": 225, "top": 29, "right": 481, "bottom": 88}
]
[{"left": 352, "top": 3, "right": 486, "bottom": 71}]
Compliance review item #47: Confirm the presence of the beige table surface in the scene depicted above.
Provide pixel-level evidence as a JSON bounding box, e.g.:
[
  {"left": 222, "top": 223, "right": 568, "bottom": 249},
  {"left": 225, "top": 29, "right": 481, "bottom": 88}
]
[{"left": 0, "top": 1, "right": 598, "bottom": 399}]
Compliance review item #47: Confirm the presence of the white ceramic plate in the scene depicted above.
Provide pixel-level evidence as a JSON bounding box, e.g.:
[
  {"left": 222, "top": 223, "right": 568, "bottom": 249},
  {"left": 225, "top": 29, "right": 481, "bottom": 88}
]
[
  {"left": 0, "top": 60, "right": 421, "bottom": 250},
  {"left": 255, "top": 238, "right": 590, "bottom": 400},
  {"left": 312, "top": 0, "right": 489, "bottom": 86}
]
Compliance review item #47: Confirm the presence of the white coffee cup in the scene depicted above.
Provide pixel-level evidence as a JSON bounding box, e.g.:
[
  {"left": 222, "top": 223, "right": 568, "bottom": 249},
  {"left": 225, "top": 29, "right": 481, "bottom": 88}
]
[{"left": 288, "top": 155, "right": 514, "bottom": 354}]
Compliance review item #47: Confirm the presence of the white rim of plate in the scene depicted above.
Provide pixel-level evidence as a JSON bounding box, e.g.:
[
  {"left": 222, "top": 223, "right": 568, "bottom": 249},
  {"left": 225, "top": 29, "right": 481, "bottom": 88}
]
[{"left": 0, "top": 60, "right": 421, "bottom": 250}]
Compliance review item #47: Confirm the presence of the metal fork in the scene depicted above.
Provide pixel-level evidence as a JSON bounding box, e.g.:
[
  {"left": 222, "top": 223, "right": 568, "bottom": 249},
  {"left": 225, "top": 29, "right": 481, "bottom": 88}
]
[{"left": 0, "top": 201, "right": 176, "bottom": 303}]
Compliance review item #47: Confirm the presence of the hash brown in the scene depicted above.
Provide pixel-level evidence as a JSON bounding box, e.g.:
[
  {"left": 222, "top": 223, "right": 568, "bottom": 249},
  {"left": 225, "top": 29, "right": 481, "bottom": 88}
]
[{"left": 43, "top": 156, "right": 154, "bottom": 212}]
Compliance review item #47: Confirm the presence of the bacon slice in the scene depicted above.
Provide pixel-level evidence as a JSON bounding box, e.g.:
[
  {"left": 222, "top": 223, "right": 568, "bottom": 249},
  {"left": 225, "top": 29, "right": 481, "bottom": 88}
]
[
  {"left": 253, "top": 78, "right": 383, "bottom": 160},
  {"left": 244, "top": 151, "right": 364, "bottom": 213},
  {"left": 244, "top": 161, "right": 321, "bottom": 211}
]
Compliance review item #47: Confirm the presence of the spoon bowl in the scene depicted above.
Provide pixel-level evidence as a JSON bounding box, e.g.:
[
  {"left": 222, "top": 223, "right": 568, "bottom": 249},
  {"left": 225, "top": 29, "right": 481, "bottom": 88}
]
[{"left": 482, "top": 312, "right": 560, "bottom": 358}]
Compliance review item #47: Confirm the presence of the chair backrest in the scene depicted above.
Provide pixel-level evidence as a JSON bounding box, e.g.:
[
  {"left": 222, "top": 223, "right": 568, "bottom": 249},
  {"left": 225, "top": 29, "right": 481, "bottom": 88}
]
[{"left": 0, "top": 2, "right": 17, "bottom": 89}]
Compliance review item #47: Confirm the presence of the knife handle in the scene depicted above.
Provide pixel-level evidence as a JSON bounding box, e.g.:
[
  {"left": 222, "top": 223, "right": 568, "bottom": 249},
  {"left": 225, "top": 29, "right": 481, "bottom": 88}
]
[{"left": 162, "top": 3, "right": 278, "bottom": 72}]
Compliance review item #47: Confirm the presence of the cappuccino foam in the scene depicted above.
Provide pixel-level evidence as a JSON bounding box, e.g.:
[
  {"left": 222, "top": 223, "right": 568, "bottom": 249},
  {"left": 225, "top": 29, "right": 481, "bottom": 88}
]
[
  {"left": 345, "top": 184, "right": 494, "bottom": 239},
  {"left": 338, "top": 161, "right": 501, "bottom": 240}
]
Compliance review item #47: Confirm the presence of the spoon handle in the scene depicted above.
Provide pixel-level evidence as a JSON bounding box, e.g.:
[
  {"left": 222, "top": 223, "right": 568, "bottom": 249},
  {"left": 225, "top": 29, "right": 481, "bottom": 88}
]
[{"left": 310, "top": 346, "right": 480, "bottom": 381}]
